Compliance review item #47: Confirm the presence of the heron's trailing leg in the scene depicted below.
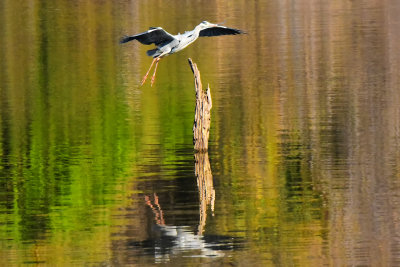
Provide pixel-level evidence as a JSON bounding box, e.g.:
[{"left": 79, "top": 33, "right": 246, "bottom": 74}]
[
  {"left": 140, "top": 57, "right": 157, "bottom": 86},
  {"left": 151, "top": 58, "right": 161, "bottom": 86}
]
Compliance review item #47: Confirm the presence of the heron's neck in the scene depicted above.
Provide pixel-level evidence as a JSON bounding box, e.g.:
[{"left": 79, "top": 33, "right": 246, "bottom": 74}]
[
  {"left": 183, "top": 27, "right": 201, "bottom": 41},
  {"left": 194, "top": 25, "right": 203, "bottom": 34}
]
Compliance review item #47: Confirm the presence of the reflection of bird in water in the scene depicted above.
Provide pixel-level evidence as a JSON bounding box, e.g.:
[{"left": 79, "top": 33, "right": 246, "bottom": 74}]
[
  {"left": 143, "top": 193, "right": 234, "bottom": 262},
  {"left": 120, "top": 21, "right": 245, "bottom": 86}
]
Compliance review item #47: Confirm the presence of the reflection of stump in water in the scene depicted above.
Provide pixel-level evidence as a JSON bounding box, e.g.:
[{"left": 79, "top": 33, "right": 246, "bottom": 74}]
[{"left": 195, "top": 152, "right": 215, "bottom": 235}]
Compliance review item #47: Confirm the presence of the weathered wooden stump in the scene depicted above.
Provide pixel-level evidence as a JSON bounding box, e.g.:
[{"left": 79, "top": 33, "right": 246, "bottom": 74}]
[{"left": 188, "top": 58, "right": 212, "bottom": 152}]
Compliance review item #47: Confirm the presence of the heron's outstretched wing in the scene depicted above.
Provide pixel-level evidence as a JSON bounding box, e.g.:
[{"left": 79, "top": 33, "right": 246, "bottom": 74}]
[
  {"left": 199, "top": 25, "right": 245, "bottom": 37},
  {"left": 120, "top": 27, "right": 175, "bottom": 46}
]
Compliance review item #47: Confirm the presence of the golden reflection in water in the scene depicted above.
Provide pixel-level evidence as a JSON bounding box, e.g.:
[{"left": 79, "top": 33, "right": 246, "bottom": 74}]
[{"left": 208, "top": 0, "right": 400, "bottom": 265}]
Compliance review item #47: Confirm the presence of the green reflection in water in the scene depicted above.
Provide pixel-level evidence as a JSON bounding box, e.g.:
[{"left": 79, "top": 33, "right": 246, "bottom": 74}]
[{"left": 0, "top": 0, "right": 138, "bottom": 264}]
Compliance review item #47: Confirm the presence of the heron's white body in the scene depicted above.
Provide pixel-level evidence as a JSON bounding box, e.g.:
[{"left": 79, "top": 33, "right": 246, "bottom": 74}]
[
  {"left": 154, "top": 24, "right": 207, "bottom": 57},
  {"left": 172, "top": 29, "right": 201, "bottom": 52}
]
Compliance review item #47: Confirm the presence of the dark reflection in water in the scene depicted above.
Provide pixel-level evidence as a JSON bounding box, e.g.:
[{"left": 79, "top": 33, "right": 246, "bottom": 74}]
[
  {"left": 117, "top": 189, "right": 242, "bottom": 264},
  {"left": 1, "top": 0, "right": 400, "bottom": 266}
]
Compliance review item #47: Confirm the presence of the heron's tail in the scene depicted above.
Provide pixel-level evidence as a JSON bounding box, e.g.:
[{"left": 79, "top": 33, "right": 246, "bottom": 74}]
[
  {"left": 120, "top": 35, "right": 135, "bottom": 44},
  {"left": 146, "top": 48, "right": 161, "bottom": 57}
]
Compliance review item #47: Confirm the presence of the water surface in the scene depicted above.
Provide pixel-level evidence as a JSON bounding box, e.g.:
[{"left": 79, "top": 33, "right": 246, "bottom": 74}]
[{"left": 1, "top": 0, "right": 400, "bottom": 266}]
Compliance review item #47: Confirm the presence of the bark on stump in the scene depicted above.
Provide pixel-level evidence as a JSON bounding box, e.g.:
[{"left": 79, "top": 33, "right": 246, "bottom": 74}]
[{"left": 188, "top": 58, "right": 212, "bottom": 152}]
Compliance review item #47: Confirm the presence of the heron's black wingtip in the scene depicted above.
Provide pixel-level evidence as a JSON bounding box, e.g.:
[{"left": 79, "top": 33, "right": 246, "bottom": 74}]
[
  {"left": 120, "top": 35, "right": 133, "bottom": 44},
  {"left": 229, "top": 28, "right": 246, "bottom": 35},
  {"left": 236, "top": 29, "right": 247, "bottom": 35}
]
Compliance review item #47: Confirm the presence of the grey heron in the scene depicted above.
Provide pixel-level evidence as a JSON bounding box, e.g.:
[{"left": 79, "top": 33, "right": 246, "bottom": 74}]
[{"left": 120, "top": 21, "right": 245, "bottom": 86}]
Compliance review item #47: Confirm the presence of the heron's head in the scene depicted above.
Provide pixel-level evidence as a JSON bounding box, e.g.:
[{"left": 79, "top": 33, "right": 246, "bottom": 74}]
[{"left": 198, "top": 21, "right": 217, "bottom": 29}]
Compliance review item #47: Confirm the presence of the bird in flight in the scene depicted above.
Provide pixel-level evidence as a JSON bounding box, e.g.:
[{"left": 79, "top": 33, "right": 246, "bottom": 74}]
[{"left": 120, "top": 21, "right": 245, "bottom": 86}]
